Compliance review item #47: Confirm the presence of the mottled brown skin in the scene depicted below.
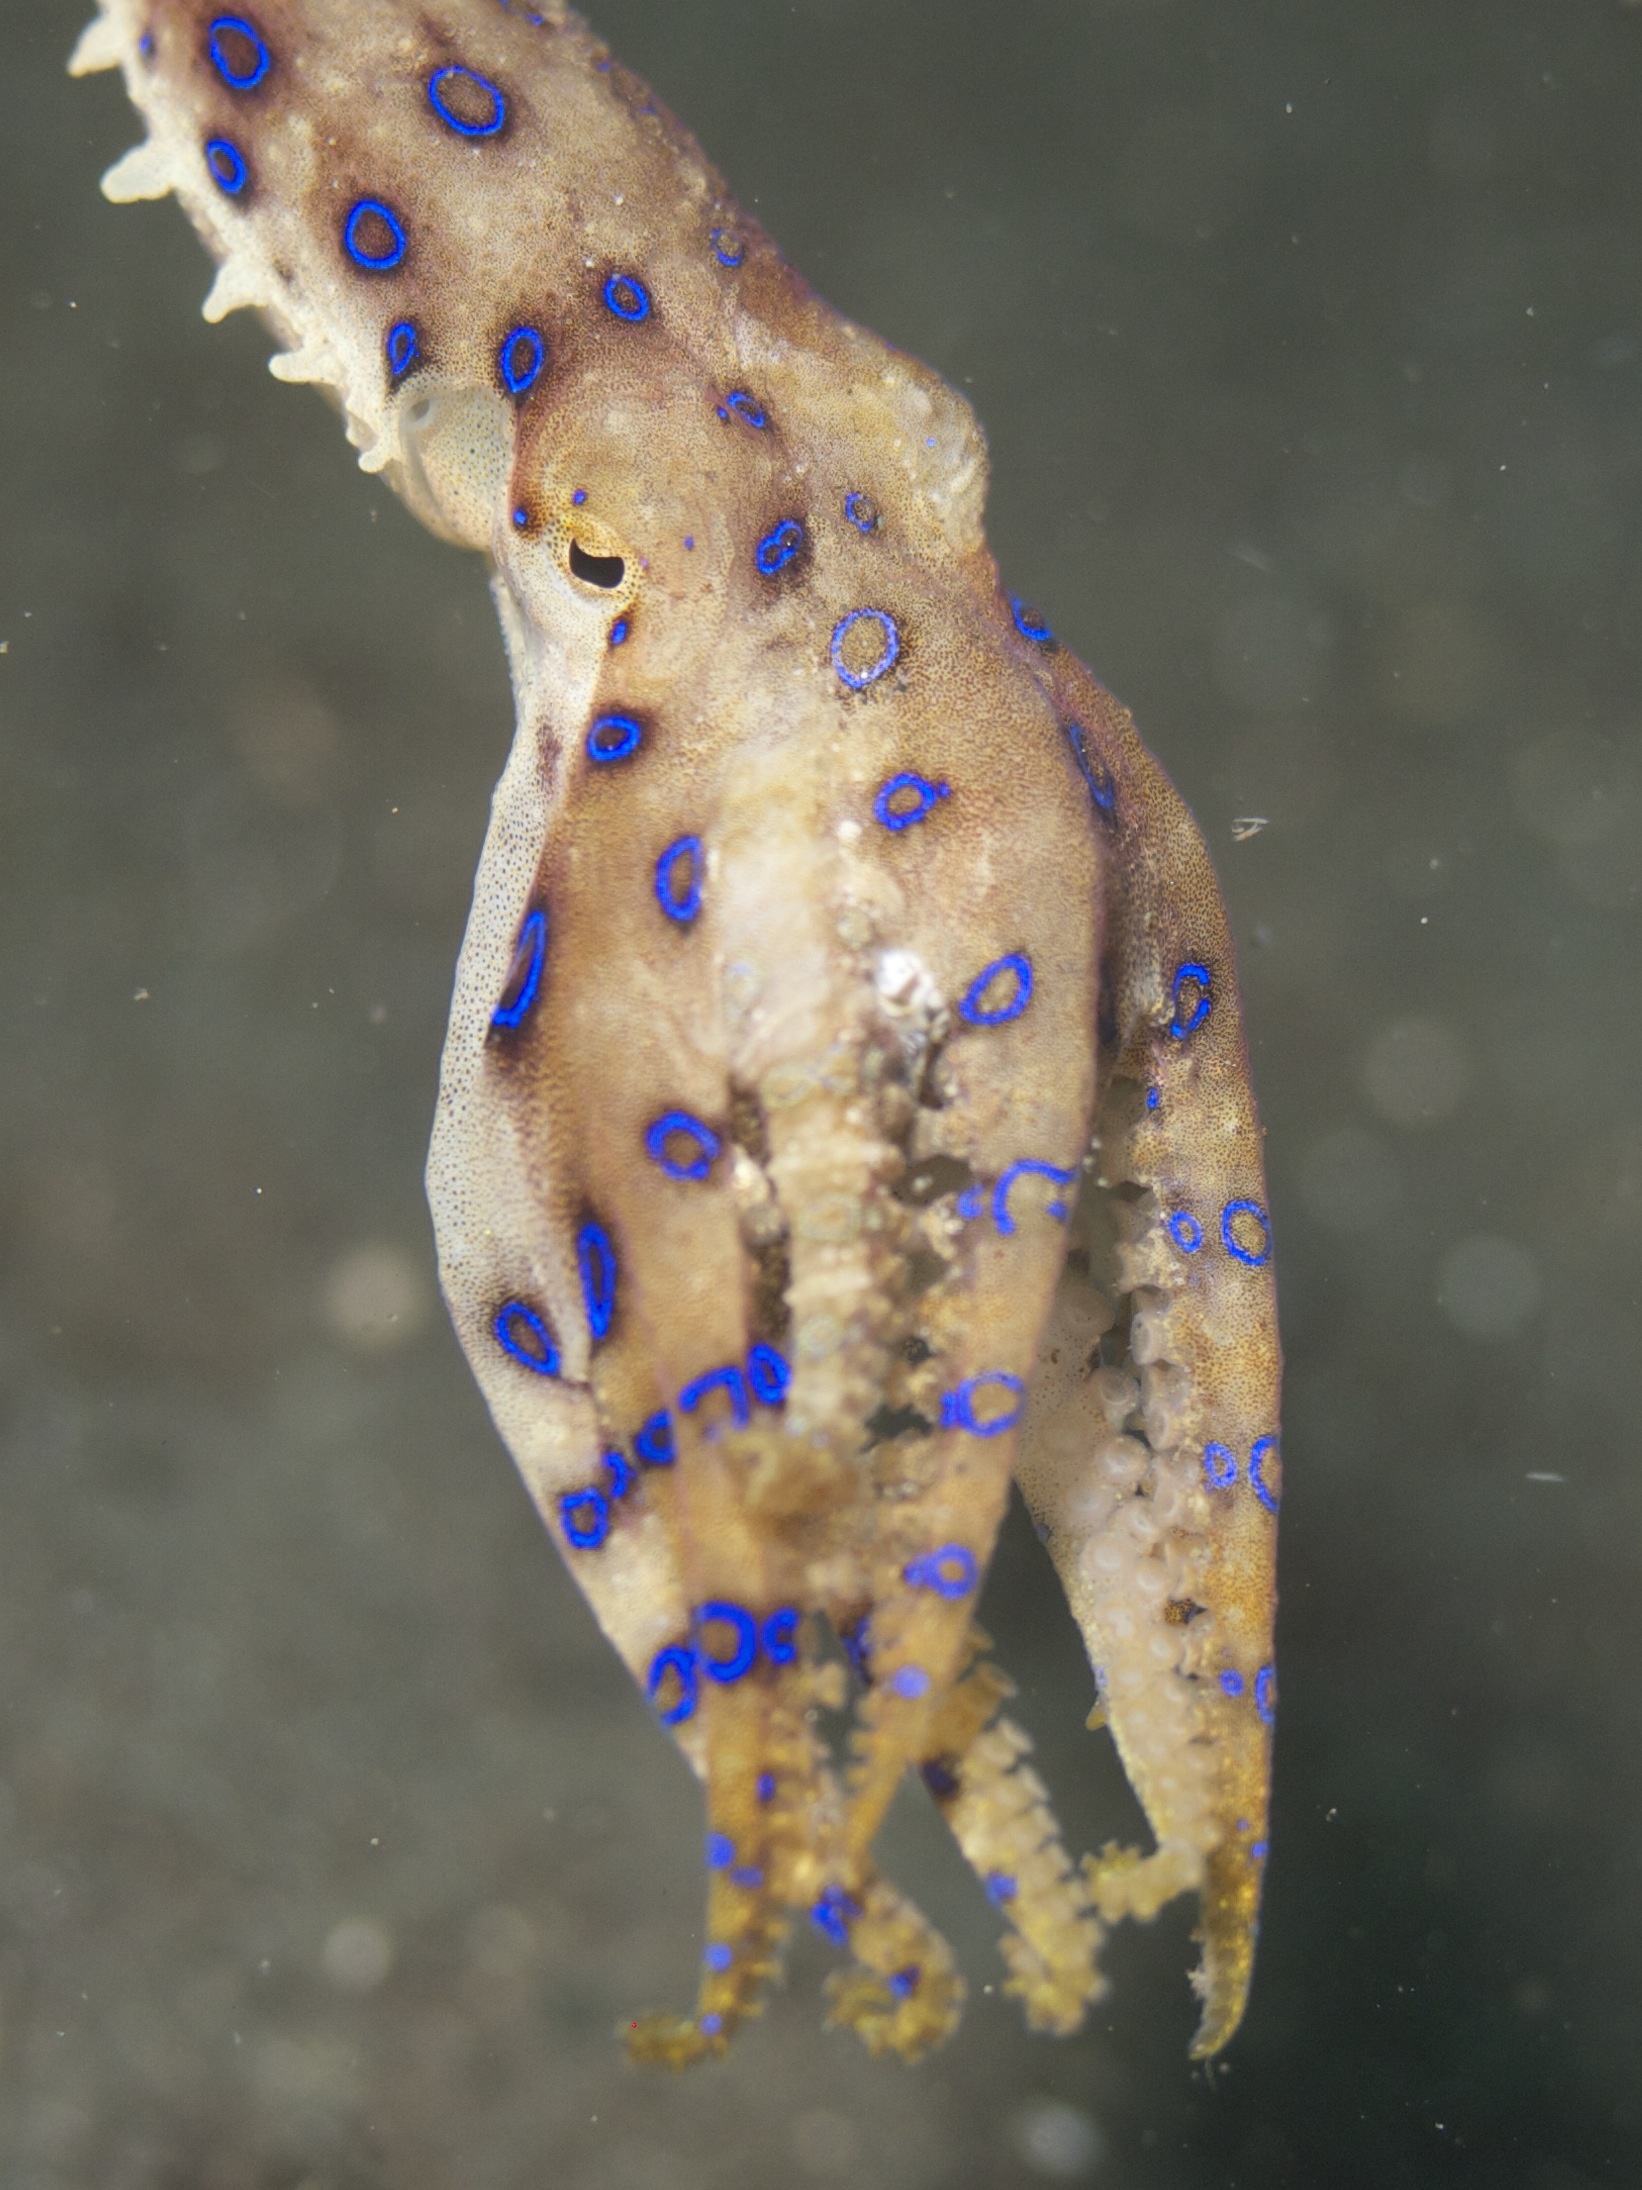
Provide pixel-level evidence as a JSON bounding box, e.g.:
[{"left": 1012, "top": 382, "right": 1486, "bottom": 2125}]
[{"left": 75, "top": 0, "right": 1281, "bottom": 2065}]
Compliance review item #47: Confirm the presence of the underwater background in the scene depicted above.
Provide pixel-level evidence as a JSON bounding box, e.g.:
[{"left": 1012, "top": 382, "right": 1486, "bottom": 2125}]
[{"left": 3, "top": 0, "right": 1639, "bottom": 2183}]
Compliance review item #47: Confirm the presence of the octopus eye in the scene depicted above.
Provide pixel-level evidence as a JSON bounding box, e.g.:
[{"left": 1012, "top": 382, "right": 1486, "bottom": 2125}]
[{"left": 568, "top": 541, "right": 626, "bottom": 587}]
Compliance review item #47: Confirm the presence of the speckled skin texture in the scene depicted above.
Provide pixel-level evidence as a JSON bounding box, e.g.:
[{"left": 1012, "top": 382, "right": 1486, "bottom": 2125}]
[{"left": 74, "top": 0, "right": 1280, "bottom": 2062}]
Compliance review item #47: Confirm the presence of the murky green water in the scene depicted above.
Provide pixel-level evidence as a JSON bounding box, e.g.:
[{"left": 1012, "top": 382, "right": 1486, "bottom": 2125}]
[{"left": 3, "top": 1, "right": 1639, "bottom": 2183}]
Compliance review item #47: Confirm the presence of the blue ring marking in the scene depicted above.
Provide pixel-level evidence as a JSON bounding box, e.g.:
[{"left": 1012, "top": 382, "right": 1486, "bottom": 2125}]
[
  {"left": 1255, "top": 1664, "right": 1277, "bottom": 1725},
  {"left": 985, "top": 1870, "right": 1019, "bottom": 1905},
  {"left": 645, "top": 1111, "right": 720, "bottom": 1182},
  {"left": 958, "top": 953, "right": 1034, "bottom": 1028},
  {"left": 1146, "top": 1087, "right": 1161, "bottom": 1112},
  {"left": 576, "top": 1220, "right": 616, "bottom": 1342},
  {"left": 956, "top": 1186, "right": 984, "bottom": 1221},
  {"left": 494, "top": 1300, "right": 559, "bottom": 1377},
  {"left": 873, "top": 772, "right": 948, "bottom": 833},
  {"left": 730, "top": 1865, "right": 763, "bottom": 1888},
  {"left": 587, "top": 713, "right": 643, "bottom": 764},
  {"left": 993, "top": 1158, "right": 1077, "bottom": 1237},
  {"left": 609, "top": 617, "right": 630, "bottom": 647},
  {"left": 560, "top": 1487, "right": 610, "bottom": 1550},
  {"left": 1219, "top": 1669, "right": 1245, "bottom": 1698},
  {"left": 1010, "top": 596, "right": 1054, "bottom": 644},
  {"left": 710, "top": 227, "right": 745, "bottom": 266},
  {"left": 698, "top": 1602, "right": 758, "bottom": 1684},
  {"left": 1168, "top": 1211, "right": 1203, "bottom": 1254},
  {"left": 725, "top": 390, "right": 766, "bottom": 428},
  {"left": 1169, "top": 961, "right": 1212, "bottom": 1039},
  {"left": 208, "top": 15, "right": 271, "bottom": 89},
  {"left": 654, "top": 834, "right": 704, "bottom": 924},
  {"left": 680, "top": 1365, "right": 751, "bottom": 1432},
  {"left": 762, "top": 1608, "right": 799, "bottom": 1665},
  {"left": 844, "top": 490, "right": 879, "bottom": 534},
  {"left": 756, "top": 1772, "right": 776, "bottom": 1804},
  {"left": 634, "top": 1410, "right": 674, "bottom": 1467},
  {"left": 703, "top": 1942, "right": 734, "bottom": 1973},
  {"left": 830, "top": 607, "right": 901, "bottom": 691},
  {"left": 940, "top": 1371, "right": 1026, "bottom": 1438},
  {"left": 343, "top": 199, "right": 407, "bottom": 271},
  {"left": 905, "top": 1544, "right": 978, "bottom": 1599},
  {"left": 754, "top": 519, "right": 805, "bottom": 576},
  {"left": 888, "top": 1966, "right": 920, "bottom": 1999},
  {"left": 1251, "top": 1839, "right": 1269, "bottom": 1862},
  {"left": 490, "top": 907, "right": 546, "bottom": 1031},
  {"left": 1222, "top": 1198, "right": 1273, "bottom": 1268},
  {"left": 603, "top": 272, "right": 651, "bottom": 321},
  {"left": 385, "top": 319, "right": 419, "bottom": 378},
  {"left": 498, "top": 325, "right": 545, "bottom": 396},
  {"left": 604, "top": 1448, "right": 635, "bottom": 1500},
  {"left": 699, "top": 2011, "right": 724, "bottom": 2037},
  {"left": 1065, "top": 721, "right": 1119, "bottom": 821},
  {"left": 809, "top": 1887, "right": 857, "bottom": 1947},
  {"left": 511, "top": 506, "right": 530, "bottom": 531},
  {"left": 427, "top": 62, "right": 506, "bottom": 137},
  {"left": 890, "top": 1665, "right": 930, "bottom": 1700},
  {"left": 205, "top": 137, "right": 249, "bottom": 195},
  {"left": 572, "top": 488, "right": 588, "bottom": 506},
  {"left": 747, "top": 1344, "right": 791, "bottom": 1406},
  {"left": 1249, "top": 1435, "right": 1280, "bottom": 1515},
  {"left": 648, "top": 1643, "right": 697, "bottom": 1725},
  {"left": 1203, "top": 1441, "right": 1238, "bottom": 1491}
]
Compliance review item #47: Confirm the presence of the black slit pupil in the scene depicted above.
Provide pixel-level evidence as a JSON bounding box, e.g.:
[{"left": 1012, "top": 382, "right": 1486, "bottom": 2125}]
[{"left": 570, "top": 541, "right": 625, "bottom": 587}]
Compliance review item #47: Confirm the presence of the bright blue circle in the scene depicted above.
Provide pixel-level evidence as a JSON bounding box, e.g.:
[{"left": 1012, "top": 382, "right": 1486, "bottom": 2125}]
[
  {"left": 680, "top": 1365, "right": 750, "bottom": 1430},
  {"left": 560, "top": 1487, "right": 610, "bottom": 1549},
  {"left": 710, "top": 227, "right": 745, "bottom": 266},
  {"left": 1219, "top": 1668, "right": 1245, "bottom": 1697},
  {"left": 985, "top": 1869, "right": 1018, "bottom": 1904},
  {"left": 654, "top": 834, "right": 704, "bottom": 924},
  {"left": 498, "top": 325, "right": 544, "bottom": 396},
  {"left": 1255, "top": 1664, "right": 1276, "bottom": 1725},
  {"left": 831, "top": 607, "right": 900, "bottom": 691},
  {"left": 343, "top": 198, "right": 406, "bottom": 270},
  {"left": 208, "top": 15, "right": 271, "bottom": 89},
  {"left": 907, "top": 1544, "right": 977, "bottom": 1599},
  {"left": 587, "top": 713, "right": 642, "bottom": 763},
  {"left": 385, "top": 320, "right": 419, "bottom": 377},
  {"left": 494, "top": 1299, "right": 559, "bottom": 1376},
  {"left": 648, "top": 1643, "right": 697, "bottom": 1725},
  {"left": 747, "top": 1343, "right": 790, "bottom": 1406},
  {"left": 940, "top": 1371, "right": 1026, "bottom": 1438},
  {"left": 604, "top": 1448, "right": 635, "bottom": 1500},
  {"left": 762, "top": 1608, "right": 799, "bottom": 1665},
  {"left": 706, "top": 1832, "right": 735, "bottom": 1870},
  {"left": 725, "top": 390, "right": 766, "bottom": 428},
  {"left": 427, "top": 62, "right": 506, "bottom": 137},
  {"left": 958, "top": 953, "right": 1033, "bottom": 1027},
  {"left": 703, "top": 1942, "right": 734, "bottom": 1973},
  {"left": 755, "top": 519, "right": 804, "bottom": 575},
  {"left": 490, "top": 907, "right": 546, "bottom": 1030},
  {"left": 1222, "top": 1198, "right": 1273, "bottom": 1268},
  {"left": 1169, "top": 961, "right": 1212, "bottom": 1039},
  {"left": 634, "top": 1410, "right": 675, "bottom": 1466},
  {"left": 810, "top": 1889, "right": 854, "bottom": 1947},
  {"left": 891, "top": 1665, "right": 930, "bottom": 1700},
  {"left": 604, "top": 272, "right": 651, "bottom": 321},
  {"left": 205, "top": 137, "right": 248, "bottom": 195},
  {"left": 609, "top": 617, "right": 630, "bottom": 647},
  {"left": 576, "top": 1220, "right": 617, "bottom": 1341},
  {"left": 844, "top": 491, "right": 878, "bottom": 534},
  {"left": 1203, "top": 1441, "right": 1238, "bottom": 1491},
  {"left": 1010, "top": 596, "right": 1054, "bottom": 644},
  {"left": 1249, "top": 1434, "right": 1280, "bottom": 1514},
  {"left": 873, "top": 772, "right": 948, "bottom": 832},
  {"left": 992, "top": 1159, "right": 1077, "bottom": 1237},
  {"left": 699, "top": 1601, "right": 757, "bottom": 1683},
  {"left": 1168, "top": 1211, "right": 1203, "bottom": 1254},
  {"left": 646, "top": 1111, "right": 719, "bottom": 1182}
]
